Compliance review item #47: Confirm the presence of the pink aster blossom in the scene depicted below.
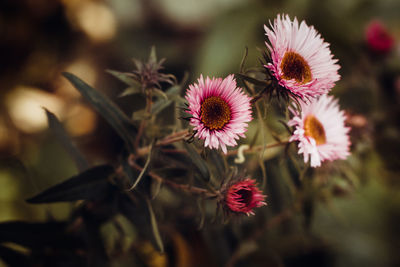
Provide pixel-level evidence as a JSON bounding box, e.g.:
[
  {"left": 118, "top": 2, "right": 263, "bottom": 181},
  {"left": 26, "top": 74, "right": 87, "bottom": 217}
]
[
  {"left": 365, "top": 20, "right": 394, "bottom": 54},
  {"left": 185, "top": 74, "right": 252, "bottom": 153},
  {"left": 224, "top": 178, "right": 267, "bottom": 216},
  {"left": 288, "top": 94, "right": 351, "bottom": 167},
  {"left": 264, "top": 14, "right": 340, "bottom": 99}
]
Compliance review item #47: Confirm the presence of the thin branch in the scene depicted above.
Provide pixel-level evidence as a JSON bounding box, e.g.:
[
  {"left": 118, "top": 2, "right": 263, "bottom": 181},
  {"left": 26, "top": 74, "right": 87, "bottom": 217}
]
[
  {"left": 226, "top": 140, "right": 289, "bottom": 156},
  {"left": 135, "top": 129, "right": 190, "bottom": 157},
  {"left": 128, "top": 161, "right": 218, "bottom": 198},
  {"left": 134, "top": 90, "right": 153, "bottom": 150}
]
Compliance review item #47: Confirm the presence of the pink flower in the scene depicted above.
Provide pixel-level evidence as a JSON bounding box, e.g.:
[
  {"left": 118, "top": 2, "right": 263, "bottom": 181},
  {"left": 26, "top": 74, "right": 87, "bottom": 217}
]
[
  {"left": 224, "top": 178, "right": 267, "bottom": 216},
  {"left": 288, "top": 95, "right": 351, "bottom": 167},
  {"left": 366, "top": 20, "right": 394, "bottom": 54},
  {"left": 185, "top": 75, "right": 252, "bottom": 153},
  {"left": 264, "top": 14, "right": 340, "bottom": 100}
]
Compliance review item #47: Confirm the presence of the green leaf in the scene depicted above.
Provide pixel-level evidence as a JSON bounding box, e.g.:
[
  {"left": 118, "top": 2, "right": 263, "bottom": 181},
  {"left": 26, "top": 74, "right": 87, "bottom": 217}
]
[
  {"left": 26, "top": 165, "right": 115, "bottom": 203},
  {"left": 151, "top": 85, "right": 181, "bottom": 115},
  {"left": 145, "top": 196, "right": 164, "bottom": 253},
  {"left": 44, "top": 108, "right": 89, "bottom": 172},
  {"left": 235, "top": 73, "right": 269, "bottom": 87},
  {"left": 152, "top": 88, "right": 168, "bottom": 100},
  {"left": 208, "top": 150, "right": 226, "bottom": 179},
  {"left": 106, "top": 69, "right": 141, "bottom": 88},
  {"left": 118, "top": 86, "right": 142, "bottom": 97},
  {"left": 0, "top": 244, "right": 30, "bottom": 267},
  {"left": 118, "top": 193, "right": 164, "bottom": 252},
  {"left": 239, "top": 46, "right": 248, "bottom": 73},
  {"left": 148, "top": 46, "right": 157, "bottom": 65},
  {"left": 132, "top": 110, "right": 151, "bottom": 121},
  {"left": 62, "top": 72, "right": 136, "bottom": 153},
  {"left": 183, "top": 143, "right": 210, "bottom": 182},
  {"left": 127, "top": 142, "right": 154, "bottom": 191}
]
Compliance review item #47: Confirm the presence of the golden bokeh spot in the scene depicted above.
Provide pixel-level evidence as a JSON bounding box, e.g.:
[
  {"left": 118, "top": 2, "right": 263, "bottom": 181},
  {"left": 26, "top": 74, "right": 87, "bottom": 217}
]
[
  {"left": 200, "top": 96, "right": 231, "bottom": 130},
  {"left": 281, "top": 51, "right": 312, "bottom": 84},
  {"left": 304, "top": 115, "right": 326, "bottom": 145}
]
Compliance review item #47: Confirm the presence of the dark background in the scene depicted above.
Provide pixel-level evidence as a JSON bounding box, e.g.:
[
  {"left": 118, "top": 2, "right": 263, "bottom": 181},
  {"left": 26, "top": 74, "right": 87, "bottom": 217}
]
[{"left": 0, "top": 0, "right": 400, "bottom": 266}]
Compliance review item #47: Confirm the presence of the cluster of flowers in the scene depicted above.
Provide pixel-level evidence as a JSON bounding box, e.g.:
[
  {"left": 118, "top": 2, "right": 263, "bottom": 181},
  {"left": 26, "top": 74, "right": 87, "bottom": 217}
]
[{"left": 184, "top": 14, "right": 351, "bottom": 216}]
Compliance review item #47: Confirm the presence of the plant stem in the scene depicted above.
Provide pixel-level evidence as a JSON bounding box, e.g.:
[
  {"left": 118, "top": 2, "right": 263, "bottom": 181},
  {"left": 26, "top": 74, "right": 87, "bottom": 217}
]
[
  {"left": 226, "top": 140, "right": 289, "bottom": 156},
  {"left": 135, "top": 129, "right": 190, "bottom": 157},
  {"left": 134, "top": 90, "right": 153, "bottom": 151},
  {"left": 128, "top": 161, "right": 217, "bottom": 198},
  {"left": 250, "top": 82, "right": 272, "bottom": 104}
]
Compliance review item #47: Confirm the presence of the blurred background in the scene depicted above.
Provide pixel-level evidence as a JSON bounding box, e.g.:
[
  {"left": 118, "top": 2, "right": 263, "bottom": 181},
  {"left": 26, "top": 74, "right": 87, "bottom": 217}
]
[{"left": 0, "top": 0, "right": 400, "bottom": 266}]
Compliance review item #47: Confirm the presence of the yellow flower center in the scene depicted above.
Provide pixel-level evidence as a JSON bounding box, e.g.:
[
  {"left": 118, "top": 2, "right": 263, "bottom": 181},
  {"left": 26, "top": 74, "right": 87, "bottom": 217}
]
[
  {"left": 200, "top": 96, "right": 231, "bottom": 130},
  {"left": 304, "top": 115, "right": 326, "bottom": 145},
  {"left": 280, "top": 51, "right": 312, "bottom": 84}
]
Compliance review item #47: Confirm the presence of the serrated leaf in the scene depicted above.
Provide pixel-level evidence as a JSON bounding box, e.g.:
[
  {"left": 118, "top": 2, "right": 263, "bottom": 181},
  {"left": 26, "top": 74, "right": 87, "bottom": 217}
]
[
  {"left": 183, "top": 143, "right": 210, "bottom": 182},
  {"left": 62, "top": 72, "right": 136, "bottom": 153},
  {"left": 26, "top": 165, "right": 115, "bottom": 203},
  {"left": 44, "top": 108, "right": 89, "bottom": 172},
  {"left": 235, "top": 73, "right": 269, "bottom": 87},
  {"left": 106, "top": 69, "right": 140, "bottom": 87}
]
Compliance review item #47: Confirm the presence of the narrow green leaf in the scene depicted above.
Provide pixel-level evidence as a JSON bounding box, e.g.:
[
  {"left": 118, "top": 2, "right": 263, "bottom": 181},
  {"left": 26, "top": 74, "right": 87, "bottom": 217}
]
[
  {"left": 121, "top": 157, "right": 136, "bottom": 185},
  {"left": 106, "top": 69, "right": 141, "bottom": 87},
  {"left": 235, "top": 73, "right": 269, "bottom": 87},
  {"left": 148, "top": 46, "right": 157, "bottom": 65},
  {"left": 132, "top": 110, "right": 151, "bottom": 121},
  {"left": 151, "top": 85, "right": 181, "bottom": 115},
  {"left": 144, "top": 196, "right": 164, "bottom": 253},
  {"left": 278, "top": 119, "right": 293, "bottom": 135},
  {"left": 44, "top": 108, "right": 89, "bottom": 172},
  {"left": 127, "top": 142, "right": 154, "bottom": 191},
  {"left": 208, "top": 150, "right": 226, "bottom": 179},
  {"left": 62, "top": 72, "right": 136, "bottom": 153},
  {"left": 118, "top": 194, "right": 162, "bottom": 252},
  {"left": 183, "top": 143, "right": 210, "bottom": 182},
  {"left": 118, "top": 86, "right": 142, "bottom": 97},
  {"left": 152, "top": 88, "right": 168, "bottom": 100},
  {"left": 0, "top": 244, "right": 30, "bottom": 267},
  {"left": 26, "top": 165, "right": 115, "bottom": 203},
  {"left": 151, "top": 99, "right": 173, "bottom": 116},
  {"left": 197, "top": 197, "right": 206, "bottom": 230},
  {"left": 151, "top": 178, "right": 162, "bottom": 200},
  {"left": 239, "top": 46, "right": 248, "bottom": 73}
]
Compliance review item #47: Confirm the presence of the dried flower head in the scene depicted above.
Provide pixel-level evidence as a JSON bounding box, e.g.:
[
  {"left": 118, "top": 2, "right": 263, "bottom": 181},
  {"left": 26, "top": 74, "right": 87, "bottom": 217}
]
[
  {"left": 185, "top": 74, "right": 252, "bottom": 153},
  {"left": 264, "top": 14, "right": 340, "bottom": 100},
  {"left": 131, "top": 47, "right": 176, "bottom": 91},
  {"left": 220, "top": 178, "right": 267, "bottom": 216}
]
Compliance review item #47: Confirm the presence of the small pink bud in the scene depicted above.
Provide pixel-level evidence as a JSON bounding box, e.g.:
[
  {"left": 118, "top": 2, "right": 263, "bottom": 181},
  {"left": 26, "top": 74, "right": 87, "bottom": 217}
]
[
  {"left": 366, "top": 20, "right": 394, "bottom": 54},
  {"left": 223, "top": 178, "right": 267, "bottom": 216}
]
